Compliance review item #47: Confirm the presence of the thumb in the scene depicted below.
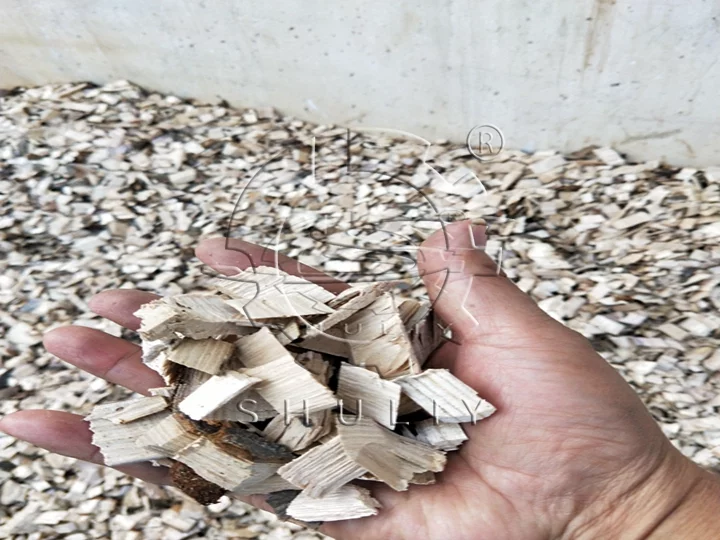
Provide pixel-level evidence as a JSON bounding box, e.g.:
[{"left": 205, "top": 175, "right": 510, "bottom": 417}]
[{"left": 417, "top": 220, "right": 554, "bottom": 342}]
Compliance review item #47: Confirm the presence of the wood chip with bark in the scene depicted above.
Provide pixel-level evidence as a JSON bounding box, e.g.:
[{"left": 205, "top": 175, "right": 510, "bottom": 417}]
[{"left": 85, "top": 265, "right": 495, "bottom": 522}]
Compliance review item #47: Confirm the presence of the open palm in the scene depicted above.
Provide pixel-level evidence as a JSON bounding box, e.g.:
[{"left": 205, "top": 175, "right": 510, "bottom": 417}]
[{"left": 0, "top": 222, "right": 704, "bottom": 539}]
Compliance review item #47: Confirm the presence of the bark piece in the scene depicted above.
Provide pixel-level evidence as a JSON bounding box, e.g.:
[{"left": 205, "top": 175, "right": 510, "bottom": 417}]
[
  {"left": 178, "top": 371, "right": 261, "bottom": 420},
  {"left": 394, "top": 369, "right": 496, "bottom": 423},
  {"left": 277, "top": 436, "right": 367, "bottom": 497},
  {"left": 286, "top": 485, "right": 380, "bottom": 522},
  {"left": 167, "top": 338, "right": 236, "bottom": 375},
  {"left": 214, "top": 423, "right": 294, "bottom": 462},
  {"left": 170, "top": 460, "right": 227, "bottom": 506},
  {"left": 337, "top": 417, "right": 446, "bottom": 492},
  {"left": 336, "top": 364, "right": 401, "bottom": 429}
]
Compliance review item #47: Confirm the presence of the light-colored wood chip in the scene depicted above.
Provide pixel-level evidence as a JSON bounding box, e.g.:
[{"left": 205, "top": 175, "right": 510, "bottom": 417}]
[
  {"left": 336, "top": 364, "right": 401, "bottom": 429},
  {"left": 337, "top": 417, "right": 446, "bottom": 492},
  {"left": 303, "top": 282, "right": 394, "bottom": 339},
  {"left": 345, "top": 293, "right": 420, "bottom": 377},
  {"left": 244, "top": 358, "right": 337, "bottom": 416},
  {"left": 88, "top": 411, "right": 172, "bottom": 466},
  {"left": 263, "top": 410, "right": 333, "bottom": 452},
  {"left": 394, "top": 369, "right": 496, "bottom": 423},
  {"left": 135, "top": 415, "right": 201, "bottom": 457},
  {"left": 277, "top": 436, "right": 367, "bottom": 497},
  {"left": 178, "top": 371, "right": 261, "bottom": 420},
  {"left": 412, "top": 419, "right": 468, "bottom": 451},
  {"left": 167, "top": 338, "right": 236, "bottom": 375},
  {"left": 286, "top": 484, "right": 380, "bottom": 522},
  {"left": 87, "top": 396, "right": 168, "bottom": 425}
]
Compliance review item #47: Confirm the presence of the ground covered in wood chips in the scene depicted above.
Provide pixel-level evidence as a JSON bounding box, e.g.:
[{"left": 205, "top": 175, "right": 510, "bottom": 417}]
[{"left": 0, "top": 81, "right": 718, "bottom": 539}]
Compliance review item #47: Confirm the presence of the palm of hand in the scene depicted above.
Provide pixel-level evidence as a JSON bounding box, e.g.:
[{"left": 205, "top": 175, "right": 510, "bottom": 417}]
[{"left": 0, "top": 226, "right": 679, "bottom": 540}]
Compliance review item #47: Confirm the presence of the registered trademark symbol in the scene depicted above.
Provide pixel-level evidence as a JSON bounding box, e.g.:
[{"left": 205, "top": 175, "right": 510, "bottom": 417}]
[{"left": 466, "top": 124, "right": 505, "bottom": 162}]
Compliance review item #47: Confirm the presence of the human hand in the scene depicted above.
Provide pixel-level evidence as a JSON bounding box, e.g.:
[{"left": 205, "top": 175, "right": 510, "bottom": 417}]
[{"left": 1, "top": 221, "right": 717, "bottom": 539}]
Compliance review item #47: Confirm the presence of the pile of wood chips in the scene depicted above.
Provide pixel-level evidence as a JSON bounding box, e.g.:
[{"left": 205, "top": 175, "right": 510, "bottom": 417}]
[
  {"left": 87, "top": 266, "right": 493, "bottom": 524},
  {"left": 1, "top": 80, "right": 718, "bottom": 539}
]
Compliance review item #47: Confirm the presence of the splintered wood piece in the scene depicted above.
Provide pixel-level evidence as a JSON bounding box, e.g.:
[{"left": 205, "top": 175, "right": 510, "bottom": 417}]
[
  {"left": 225, "top": 291, "right": 334, "bottom": 320},
  {"left": 412, "top": 419, "right": 468, "bottom": 451},
  {"left": 345, "top": 293, "right": 420, "bottom": 377},
  {"left": 263, "top": 410, "right": 333, "bottom": 451},
  {"left": 244, "top": 358, "right": 337, "bottom": 416},
  {"left": 277, "top": 436, "right": 367, "bottom": 497},
  {"left": 210, "top": 266, "right": 335, "bottom": 304},
  {"left": 398, "top": 299, "right": 447, "bottom": 366},
  {"left": 134, "top": 298, "right": 253, "bottom": 341},
  {"left": 394, "top": 369, "right": 496, "bottom": 423},
  {"left": 297, "top": 328, "right": 351, "bottom": 358},
  {"left": 204, "top": 390, "right": 278, "bottom": 422},
  {"left": 135, "top": 300, "right": 181, "bottom": 340},
  {"left": 173, "top": 437, "right": 266, "bottom": 490},
  {"left": 148, "top": 386, "right": 175, "bottom": 398},
  {"left": 233, "top": 327, "right": 292, "bottom": 368},
  {"left": 232, "top": 474, "right": 297, "bottom": 496},
  {"left": 336, "top": 364, "right": 401, "bottom": 429},
  {"left": 410, "top": 471, "right": 436, "bottom": 485},
  {"left": 170, "top": 461, "right": 227, "bottom": 506},
  {"left": 171, "top": 368, "right": 213, "bottom": 407},
  {"left": 135, "top": 414, "right": 202, "bottom": 457},
  {"left": 168, "top": 294, "right": 244, "bottom": 322},
  {"left": 303, "top": 282, "right": 394, "bottom": 339},
  {"left": 286, "top": 484, "right": 380, "bottom": 522},
  {"left": 141, "top": 338, "right": 174, "bottom": 381},
  {"left": 337, "top": 417, "right": 446, "bottom": 492},
  {"left": 178, "top": 371, "right": 261, "bottom": 420},
  {"left": 87, "top": 396, "right": 168, "bottom": 425},
  {"left": 88, "top": 411, "right": 171, "bottom": 466},
  {"left": 167, "top": 338, "right": 235, "bottom": 375}
]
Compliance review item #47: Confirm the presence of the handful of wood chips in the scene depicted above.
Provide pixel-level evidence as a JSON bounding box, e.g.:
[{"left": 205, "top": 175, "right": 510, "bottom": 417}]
[{"left": 87, "top": 266, "right": 495, "bottom": 523}]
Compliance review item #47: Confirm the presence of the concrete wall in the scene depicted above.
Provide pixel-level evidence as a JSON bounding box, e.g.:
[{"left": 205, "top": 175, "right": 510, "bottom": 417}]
[{"left": 1, "top": 0, "right": 718, "bottom": 165}]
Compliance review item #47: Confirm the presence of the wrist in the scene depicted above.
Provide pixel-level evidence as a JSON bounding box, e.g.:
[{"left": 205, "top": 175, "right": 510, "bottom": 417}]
[
  {"left": 564, "top": 446, "right": 720, "bottom": 539},
  {"left": 646, "top": 466, "right": 720, "bottom": 539}
]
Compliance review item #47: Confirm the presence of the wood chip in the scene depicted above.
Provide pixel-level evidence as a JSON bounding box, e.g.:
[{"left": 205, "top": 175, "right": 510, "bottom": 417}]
[
  {"left": 178, "top": 371, "right": 261, "bottom": 420},
  {"left": 395, "top": 369, "right": 496, "bottom": 423},
  {"left": 336, "top": 364, "right": 401, "bottom": 429},
  {"left": 285, "top": 485, "right": 380, "bottom": 522},
  {"left": 167, "top": 338, "right": 236, "bottom": 375}
]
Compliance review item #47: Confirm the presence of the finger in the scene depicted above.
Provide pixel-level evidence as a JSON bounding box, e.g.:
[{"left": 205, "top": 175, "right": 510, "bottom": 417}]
[
  {"left": 0, "top": 410, "right": 170, "bottom": 485},
  {"left": 89, "top": 289, "right": 160, "bottom": 331},
  {"left": 44, "top": 326, "right": 165, "bottom": 395},
  {"left": 196, "top": 237, "right": 349, "bottom": 294},
  {"left": 417, "top": 221, "right": 555, "bottom": 343}
]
